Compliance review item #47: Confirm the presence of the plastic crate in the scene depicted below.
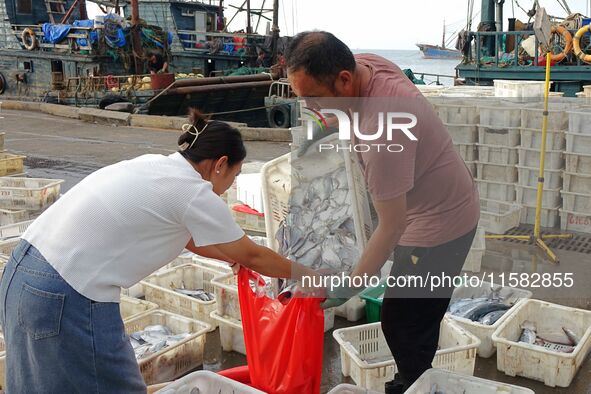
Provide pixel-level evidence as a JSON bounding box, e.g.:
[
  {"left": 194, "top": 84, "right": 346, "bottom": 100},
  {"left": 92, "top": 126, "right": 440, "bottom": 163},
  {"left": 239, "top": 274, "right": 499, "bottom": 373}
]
[
  {"left": 192, "top": 255, "right": 232, "bottom": 274},
  {"left": 435, "top": 104, "right": 479, "bottom": 124},
  {"left": 0, "top": 178, "right": 63, "bottom": 210},
  {"left": 565, "top": 152, "right": 591, "bottom": 175},
  {"left": 477, "top": 144, "right": 518, "bottom": 164},
  {"left": 454, "top": 143, "right": 477, "bottom": 162},
  {"left": 520, "top": 128, "right": 565, "bottom": 150},
  {"left": 210, "top": 310, "right": 246, "bottom": 355},
  {"left": 494, "top": 80, "right": 546, "bottom": 99},
  {"left": 463, "top": 227, "right": 485, "bottom": 273},
  {"left": 0, "top": 220, "right": 33, "bottom": 240},
  {"left": 445, "top": 124, "right": 479, "bottom": 143},
  {"left": 478, "top": 125, "right": 520, "bottom": 147},
  {"left": 120, "top": 295, "right": 159, "bottom": 322},
  {"left": 478, "top": 106, "right": 523, "bottom": 128},
  {"left": 359, "top": 280, "right": 385, "bottom": 324},
  {"left": 516, "top": 185, "right": 561, "bottom": 208},
  {"left": 476, "top": 163, "right": 517, "bottom": 183},
  {"left": 566, "top": 131, "right": 591, "bottom": 156},
  {"left": 0, "top": 153, "right": 25, "bottom": 177},
  {"left": 164, "top": 251, "right": 195, "bottom": 269},
  {"left": 560, "top": 209, "right": 591, "bottom": 233},
  {"left": 0, "top": 208, "right": 29, "bottom": 226},
  {"left": 124, "top": 310, "right": 210, "bottom": 385},
  {"left": 479, "top": 199, "right": 522, "bottom": 234},
  {"left": 332, "top": 318, "right": 480, "bottom": 391},
  {"left": 568, "top": 110, "right": 591, "bottom": 135},
  {"left": 327, "top": 384, "right": 380, "bottom": 394},
  {"left": 563, "top": 172, "right": 591, "bottom": 194},
  {"left": 121, "top": 283, "right": 144, "bottom": 299},
  {"left": 0, "top": 133, "right": 4, "bottom": 151},
  {"left": 465, "top": 161, "right": 477, "bottom": 178},
  {"left": 334, "top": 296, "right": 366, "bottom": 322},
  {"left": 154, "top": 370, "right": 265, "bottom": 394},
  {"left": 447, "top": 281, "right": 532, "bottom": 358},
  {"left": 230, "top": 205, "right": 266, "bottom": 233},
  {"left": 518, "top": 148, "right": 564, "bottom": 170},
  {"left": 492, "top": 299, "right": 591, "bottom": 387},
  {"left": 517, "top": 165, "right": 562, "bottom": 189},
  {"left": 0, "top": 237, "right": 21, "bottom": 256},
  {"left": 406, "top": 369, "right": 534, "bottom": 394},
  {"left": 520, "top": 204, "right": 560, "bottom": 228},
  {"left": 141, "top": 264, "right": 220, "bottom": 330},
  {"left": 521, "top": 106, "right": 570, "bottom": 130},
  {"left": 476, "top": 179, "right": 516, "bottom": 202},
  {"left": 210, "top": 272, "right": 241, "bottom": 321}
]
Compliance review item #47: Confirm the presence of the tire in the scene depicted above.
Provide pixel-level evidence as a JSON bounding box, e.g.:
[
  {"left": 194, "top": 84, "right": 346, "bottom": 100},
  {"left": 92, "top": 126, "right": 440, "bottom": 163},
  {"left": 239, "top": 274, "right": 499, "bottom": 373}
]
[
  {"left": 267, "top": 104, "right": 291, "bottom": 128},
  {"left": 99, "top": 94, "right": 129, "bottom": 110},
  {"left": 0, "top": 72, "right": 6, "bottom": 94}
]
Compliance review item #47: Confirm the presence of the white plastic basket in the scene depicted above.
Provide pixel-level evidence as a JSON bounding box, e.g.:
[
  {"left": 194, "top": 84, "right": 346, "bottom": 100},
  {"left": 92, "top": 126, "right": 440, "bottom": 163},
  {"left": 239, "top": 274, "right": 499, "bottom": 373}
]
[
  {"left": 120, "top": 295, "right": 159, "bottom": 322},
  {"left": 332, "top": 318, "right": 480, "bottom": 391},
  {"left": 0, "top": 208, "right": 29, "bottom": 226},
  {"left": 478, "top": 125, "right": 520, "bottom": 147},
  {"left": 445, "top": 124, "right": 479, "bottom": 143},
  {"left": 141, "top": 264, "right": 219, "bottom": 330},
  {"left": 520, "top": 128, "right": 565, "bottom": 150},
  {"left": 494, "top": 80, "right": 546, "bottom": 99},
  {"left": 210, "top": 310, "right": 246, "bottom": 355},
  {"left": 517, "top": 165, "right": 562, "bottom": 189},
  {"left": 327, "top": 384, "right": 380, "bottom": 394},
  {"left": 0, "top": 178, "right": 63, "bottom": 210},
  {"left": 435, "top": 104, "right": 479, "bottom": 124},
  {"left": 520, "top": 204, "right": 560, "bottom": 228},
  {"left": 476, "top": 179, "right": 516, "bottom": 202},
  {"left": 448, "top": 281, "right": 532, "bottom": 358},
  {"left": 0, "top": 220, "right": 33, "bottom": 240},
  {"left": 191, "top": 255, "right": 232, "bottom": 274},
  {"left": 521, "top": 106, "right": 570, "bottom": 130},
  {"left": 164, "top": 251, "right": 195, "bottom": 269},
  {"left": 406, "top": 368, "right": 535, "bottom": 394},
  {"left": 0, "top": 153, "right": 26, "bottom": 177},
  {"left": 516, "top": 185, "right": 561, "bottom": 208},
  {"left": 518, "top": 148, "right": 564, "bottom": 170},
  {"left": 492, "top": 299, "right": 591, "bottom": 387},
  {"left": 210, "top": 272, "right": 241, "bottom": 321},
  {"left": 124, "top": 310, "right": 210, "bottom": 385},
  {"left": 478, "top": 105, "right": 523, "bottom": 128},
  {"left": 462, "top": 227, "right": 485, "bottom": 273},
  {"left": 477, "top": 144, "right": 518, "bottom": 164},
  {"left": 563, "top": 172, "right": 591, "bottom": 194},
  {"left": 454, "top": 143, "right": 477, "bottom": 162},
  {"left": 565, "top": 152, "right": 591, "bottom": 175},
  {"left": 479, "top": 199, "right": 522, "bottom": 234},
  {"left": 561, "top": 191, "right": 591, "bottom": 216},
  {"left": 476, "top": 162, "right": 517, "bottom": 183},
  {"left": 0, "top": 237, "right": 20, "bottom": 256},
  {"left": 568, "top": 110, "right": 591, "bottom": 135},
  {"left": 465, "top": 161, "right": 477, "bottom": 178},
  {"left": 154, "top": 370, "right": 265, "bottom": 394},
  {"left": 566, "top": 131, "right": 591, "bottom": 156},
  {"left": 559, "top": 209, "right": 591, "bottom": 233}
]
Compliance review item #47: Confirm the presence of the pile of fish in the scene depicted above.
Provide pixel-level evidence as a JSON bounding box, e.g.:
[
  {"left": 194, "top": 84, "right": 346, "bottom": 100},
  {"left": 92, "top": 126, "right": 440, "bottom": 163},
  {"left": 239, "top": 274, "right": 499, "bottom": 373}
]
[
  {"left": 448, "top": 288, "right": 513, "bottom": 325},
  {"left": 171, "top": 281, "right": 215, "bottom": 302},
  {"left": 129, "top": 325, "right": 190, "bottom": 360},
  {"left": 275, "top": 166, "right": 360, "bottom": 272},
  {"left": 518, "top": 320, "right": 580, "bottom": 353}
]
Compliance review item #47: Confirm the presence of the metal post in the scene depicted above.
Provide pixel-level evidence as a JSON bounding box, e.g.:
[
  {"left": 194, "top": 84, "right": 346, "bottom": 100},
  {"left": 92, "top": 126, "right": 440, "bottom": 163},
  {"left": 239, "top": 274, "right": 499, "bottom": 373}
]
[
  {"left": 246, "top": 0, "right": 252, "bottom": 34},
  {"left": 131, "top": 0, "right": 143, "bottom": 75},
  {"left": 481, "top": 0, "right": 496, "bottom": 56},
  {"left": 271, "top": 0, "right": 280, "bottom": 63}
]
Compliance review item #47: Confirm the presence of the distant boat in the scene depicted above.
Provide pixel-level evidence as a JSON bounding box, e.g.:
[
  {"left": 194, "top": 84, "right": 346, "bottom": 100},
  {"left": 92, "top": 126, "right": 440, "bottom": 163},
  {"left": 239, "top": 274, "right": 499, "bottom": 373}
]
[{"left": 417, "top": 19, "right": 462, "bottom": 59}]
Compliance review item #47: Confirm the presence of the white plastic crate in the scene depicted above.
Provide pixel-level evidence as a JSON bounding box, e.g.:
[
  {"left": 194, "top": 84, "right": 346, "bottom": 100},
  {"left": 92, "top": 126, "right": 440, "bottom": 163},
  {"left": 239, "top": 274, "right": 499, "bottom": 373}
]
[
  {"left": 563, "top": 172, "right": 591, "bottom": 194},
  {"left": 121, "top": 283, "right": 144, "bottom": 299},
  {"left": 465, "top": 161, "right": 477, "bottom": 178},
  {"left": 448, "top": 281, "right": 532, "bottom": 358},
  {"left": 192, "top": 255, "right": 232, "bottom": 274},
  {"left": 568, "top": 110, "right": 591, "bottom": 135},
  {"left": 521, "top": 106, "right": 570, "bottom": 130},
  {"left": 478, "top": 105, "right": 522, "bottom": 127},
  {"left": 479, "top": 199, "right": 522, "bottom": 234},
  {"left": 518, "top": 148, "right": 564, "bottom": 170},
  {"left": 565, "top": 152, "right": 591, "bottom": 175},
  {"left": 478, "top": 125, "right": 520, "bottom": 146},
  {"left": 230, "top": 205, "right": 266, "bottom": 233},
  {"left": 236, "top": 173, "right": 264, "bottom": 213},
  {"left": 476, "top": 162, "right": 517, "bottom": 183},
  {"left": 476, "top": 179, "right": 516, "bottom": 202},
  {"left": 327, "top": 384, "right": 380, "bottom": 394},
  {"left": 520, "top": 128, "right": 565, "bottom": 150},
  {"left": 210, "top": 310, "right": 246, "bottom": 355},
  {"left": 334, "top": 296, "right": 366, "bottom": 322},
  {"left": 0, "top": 178, "right": 63, "bottom": 210},
  {"left": 154, "top": 370, "right": 265, "bottom": 394},
  {"left": 517, "top": 165, "right": 562, "bottom": 189},
  {"left": 0, "top": 237, "right": 19, "bottom": 256},
  {"left": 560, "top": 209, "right": 591, "bottom": 233},
  {"left": 120, "top": 295, "right": 159, "bottom": 322},
  {"left": 494, "top": 80, "right": 546, "bottom": 99},
  {"left": 332, "top": 318, "right": 480, "bottom": 391},
  {"left": 477, "top": 144, "right": 518, "bottom": 164},
  {"left": 520, "top": 204, "right": 560, "bottom": 228},
  {"left": 561, "top": 191, "right": 591, "bottom": 218},
  {"left": 210, "top": 272, "right": 241, "bottom": 321},
  {"left": 516, "top": 185, "right": 561, "bottom": 208},
  {"left": 445, "top": 124, "right": 478, "bottom": 143},
  {"left": 462, "top": 227, "right": 485, "bottom": 273},
  {"left": 454, "top": 143, "right": 477, "bottom": 162},
  {"left": 124, "top": 310, "right": 210, "bottom": 385},
  {"left": 492, "top": 299, "right": 591, "bottom": 387},
  {"left": 435, "top": 104, "right": 479, "bottom": 124},
  {"left": 0, "top": 153, "right": 25, "bottom": 177},
  {"left": 406, "top": 369, "right": 535, "bottom": 394},
  {"left": 0, "top": 220, "right": 33, "bottom": 240},
  {"left": 0, "top": 208, "right": 29, "bottom": 226},
  {"left": 141, "top": 264, "right": 220, "bottom": 330},
  {"left": 566, "top": 131, "right": 591, "bottom": 156},
  {"left": 165, "top": 251, "right": 195, "bottom": 269}
]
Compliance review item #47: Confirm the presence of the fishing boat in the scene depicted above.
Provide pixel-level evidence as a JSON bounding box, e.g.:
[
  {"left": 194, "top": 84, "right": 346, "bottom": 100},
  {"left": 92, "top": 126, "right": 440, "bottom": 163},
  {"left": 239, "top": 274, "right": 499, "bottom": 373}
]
[{"left": 417, "top": 20, "right": 462, "bottom": 59}]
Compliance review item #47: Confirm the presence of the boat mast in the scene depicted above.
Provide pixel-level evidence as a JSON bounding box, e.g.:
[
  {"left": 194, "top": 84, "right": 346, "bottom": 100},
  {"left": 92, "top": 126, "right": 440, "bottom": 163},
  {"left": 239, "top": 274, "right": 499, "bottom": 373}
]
[
  {"left": 130, "top": 0, "right": 143, "bottom": 74},
  {"left": 271, "top": 0, "right": 279, "bottom": 62},
  {"left": 246, "top": 0, "right": 252, "bottom": 33},
  {"left": 442, "top": 19, "right": 446, "bottom": 48}
]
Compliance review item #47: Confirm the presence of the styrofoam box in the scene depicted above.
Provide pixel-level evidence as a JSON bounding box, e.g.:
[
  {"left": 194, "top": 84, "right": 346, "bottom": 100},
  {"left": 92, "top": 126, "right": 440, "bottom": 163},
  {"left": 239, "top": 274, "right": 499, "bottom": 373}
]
[
  {"left": 568, "top": 110, "right": 591, "bottom": 135},
  {"left": 476, "top": 162, "right": 517, "bottom": 183},
  {"left": 516, "top": 185, "right": 561, "bottom": 208},
  {"left": 477, "top": 144, "right": 518, "bottom": 164},
  {"left": 445, "top": 124, "right": 478, "bottom": 143},
  {"left": 517, "top": 165, "right": 562, "bottom": 189},
  {"left": 120, "top": 295, "right": 159, "bottom": 322},
  {"left": 494, "top": 80, "right": 546, "bottom": 99},
  {"left": 124, "top": 310, "right": 210, "bottom": 386},
  {"left": 560, "top": 209, "right": 591, "bottom": 233},
  {"left": 334, "top": 296, "right": 366, "bottom": 322},
  {"left": 478, "top": 106, "right": 523, "bottom": 128},
  {"left": 462, "top": 227, "right": 485, "bottom": 273},
  {"left": 563, "top": 172, "right": 591, "bottom": 194},
  {"left": 406, "top": 368, "right": 534, "bottom": 394},
  {"left": 0, "top": 208, "right": 29, "bottom": 227},
  {"left": 332, "top": 318, "right": 480, "bottom": 391},
  {"left": 520, "top": 204, "right": 560, "bottom": 228},
  {"left": 561, "top": 191, "right": 591, "bottom": 215},
  {"left": 141, "top": 264, "right": 220, "bottom": 331},
  {"left": 0, "top": 178, "right": 63, "bottom": 210},
  {"left": 479, "top": 199, "right": 522, "bottom": 234},
  {"left": 520, "top": 128, "right": 565, "bottom": 150},
  {"left": 478, "top": 125, "right": 520, "bottom": 147},
  {"left": 154, "top": 370, "right": 265, "bottom": 394},
  {"left": 476, "top": 179, "right": 516, "bottom": 202},
  {"left": 327, "top": 384, "right": 380, "bottom": 394},
  {"left": 454, "top": 143, "right": 477, "bottom": 162},
  {"left": 436, "top": 104, "right": 479, "bottom": 124},
  {"left": 210, "top": 310, "right": 246, "bottom": 355},
  {"left": 492, "top": 299, "right": 591, "bottom": 387},
  {"left": 566, "top": 131, "right": 591, "bottom": 156},
  {"left": 518, "top": 148, "right": 564, "bottom": 170},
  {"left": 565, "top": 152, "right": 591, "bottom": 175},
  {"left": 0, "top": 220, "right": 33, "bottom": 240},
  {"left": 447, "top": 281, "right": 532, "bottom": 358}
]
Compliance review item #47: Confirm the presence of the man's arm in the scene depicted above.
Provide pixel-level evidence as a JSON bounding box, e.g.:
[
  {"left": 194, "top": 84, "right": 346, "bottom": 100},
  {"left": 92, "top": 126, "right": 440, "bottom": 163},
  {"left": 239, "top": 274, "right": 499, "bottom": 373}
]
[{"left": 186, "top": 239, "right": 235, "bottom": 264}]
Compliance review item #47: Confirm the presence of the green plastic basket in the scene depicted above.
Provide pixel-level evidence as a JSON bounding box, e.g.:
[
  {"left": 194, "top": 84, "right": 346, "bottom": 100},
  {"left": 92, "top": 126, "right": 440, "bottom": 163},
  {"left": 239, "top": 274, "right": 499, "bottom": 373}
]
[{"left": 359, "top": 279, "right": 387, "bottom": 323}]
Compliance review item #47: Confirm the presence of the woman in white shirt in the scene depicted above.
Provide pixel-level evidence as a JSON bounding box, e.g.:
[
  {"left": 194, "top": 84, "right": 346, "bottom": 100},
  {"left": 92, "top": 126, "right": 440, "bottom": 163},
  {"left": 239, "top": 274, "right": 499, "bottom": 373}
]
[{"left": 0, "top": 110, "right": 315, "bottom": 393}]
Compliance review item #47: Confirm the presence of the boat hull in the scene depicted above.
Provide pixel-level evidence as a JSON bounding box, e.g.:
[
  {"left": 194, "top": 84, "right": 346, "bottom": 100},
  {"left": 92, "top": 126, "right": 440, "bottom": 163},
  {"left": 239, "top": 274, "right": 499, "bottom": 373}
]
[{"left": 417, "top": 44, "right": 461, "bottom": 59}]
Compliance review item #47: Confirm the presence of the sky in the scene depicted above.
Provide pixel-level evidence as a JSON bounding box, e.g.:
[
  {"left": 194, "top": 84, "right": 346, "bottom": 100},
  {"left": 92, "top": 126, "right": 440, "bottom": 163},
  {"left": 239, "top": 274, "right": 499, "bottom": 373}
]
[{"left": 87, "top": 0, "right": 591, "bottom": 49}]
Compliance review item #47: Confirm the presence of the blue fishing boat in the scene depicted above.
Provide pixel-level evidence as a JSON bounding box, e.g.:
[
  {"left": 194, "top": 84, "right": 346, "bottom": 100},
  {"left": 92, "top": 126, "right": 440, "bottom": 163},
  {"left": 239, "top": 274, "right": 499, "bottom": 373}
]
[{"left": 417, "top": 19, "right": 462, "bottom": 59}]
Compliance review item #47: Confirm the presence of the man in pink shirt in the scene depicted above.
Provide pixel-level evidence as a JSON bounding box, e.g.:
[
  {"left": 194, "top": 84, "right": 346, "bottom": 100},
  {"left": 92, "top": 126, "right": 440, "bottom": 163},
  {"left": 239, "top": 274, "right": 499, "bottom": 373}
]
[{"left": 286, "top": 32, "right": 479, "bottom": 393}]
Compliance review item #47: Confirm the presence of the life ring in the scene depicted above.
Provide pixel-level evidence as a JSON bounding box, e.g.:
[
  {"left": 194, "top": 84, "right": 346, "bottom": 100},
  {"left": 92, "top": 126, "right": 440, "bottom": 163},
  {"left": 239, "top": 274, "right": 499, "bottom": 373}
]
[
  {"left": 21, "top": 28, "right": 37, "bottom": 51},
  {"left": 573, "top": 24, "right": 591, "bottom": 63},
  {"left": 549, "top": 26, "right": 572, "bottom": 62},
  {"left": 0, "top": 72, "right": 6, "bottom": 94},
  {"left": 267, "top": 104, "right": 291, "bottom": 128}
]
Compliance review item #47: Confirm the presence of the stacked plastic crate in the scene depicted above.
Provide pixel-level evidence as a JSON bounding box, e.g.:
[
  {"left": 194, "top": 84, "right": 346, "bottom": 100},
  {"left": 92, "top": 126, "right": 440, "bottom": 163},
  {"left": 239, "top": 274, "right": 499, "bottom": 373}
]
[
  {"left": 561, "top": 110, "right": 591, "bottom": 233},
  {"left": 517, "top": 106, "right": 568, "bottom": 228}
]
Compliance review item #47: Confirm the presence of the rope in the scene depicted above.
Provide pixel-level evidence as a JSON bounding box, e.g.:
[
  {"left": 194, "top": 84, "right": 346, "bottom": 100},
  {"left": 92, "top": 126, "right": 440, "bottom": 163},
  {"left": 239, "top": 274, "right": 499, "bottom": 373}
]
[{"left": 201, "top": 102, "right": 291, "bottom": 117}]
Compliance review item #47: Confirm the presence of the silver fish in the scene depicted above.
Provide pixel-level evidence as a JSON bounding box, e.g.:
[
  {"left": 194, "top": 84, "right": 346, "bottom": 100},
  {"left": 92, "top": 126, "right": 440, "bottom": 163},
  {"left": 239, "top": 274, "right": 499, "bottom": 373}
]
[
  {"left": 519, "top": 320, "right": 537, "bottom": 344},
  {"left": 563, "top": 327, "right": 580, "bottom": 346},
  {"left": 537, "top": 330, "right": 574, "bottom": 346},
  {"left": 448, "top": 297, "right": 488, "bottom": 315},
  {"left": 173, "top": 288, "right": 215, "bottom": 302},
  {"left": 478, "top": 309, "right": 508, "bottom": 325},
  {"left": 538, "top": 340, "right": 575, "bottom": 354},
  {"left": 130, "top": 325, "right": 190, "bottom": 360},
  {"left": 461, "top": 302, "right": 510, "bottom": 321}
]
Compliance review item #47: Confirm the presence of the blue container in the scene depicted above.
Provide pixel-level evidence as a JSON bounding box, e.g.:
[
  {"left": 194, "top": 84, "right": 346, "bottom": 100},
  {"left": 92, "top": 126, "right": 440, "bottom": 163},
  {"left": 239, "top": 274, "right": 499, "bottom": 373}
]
[{"left": 583, "top": 18, "right": 591, "bottom": 37}]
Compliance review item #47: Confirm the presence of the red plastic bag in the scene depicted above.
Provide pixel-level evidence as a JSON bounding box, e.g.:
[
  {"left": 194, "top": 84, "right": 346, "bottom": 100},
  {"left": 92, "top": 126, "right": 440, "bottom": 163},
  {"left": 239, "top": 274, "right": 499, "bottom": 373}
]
[{"left": 238, "top": 268, "right": 324, "bottom": 394}]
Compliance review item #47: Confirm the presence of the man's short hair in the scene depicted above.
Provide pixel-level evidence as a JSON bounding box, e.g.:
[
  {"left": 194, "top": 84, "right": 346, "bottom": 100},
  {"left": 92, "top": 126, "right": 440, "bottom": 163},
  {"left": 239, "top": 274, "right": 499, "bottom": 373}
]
[{"left": 285, "top": 31, "right": 356, "bottom": 86}]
